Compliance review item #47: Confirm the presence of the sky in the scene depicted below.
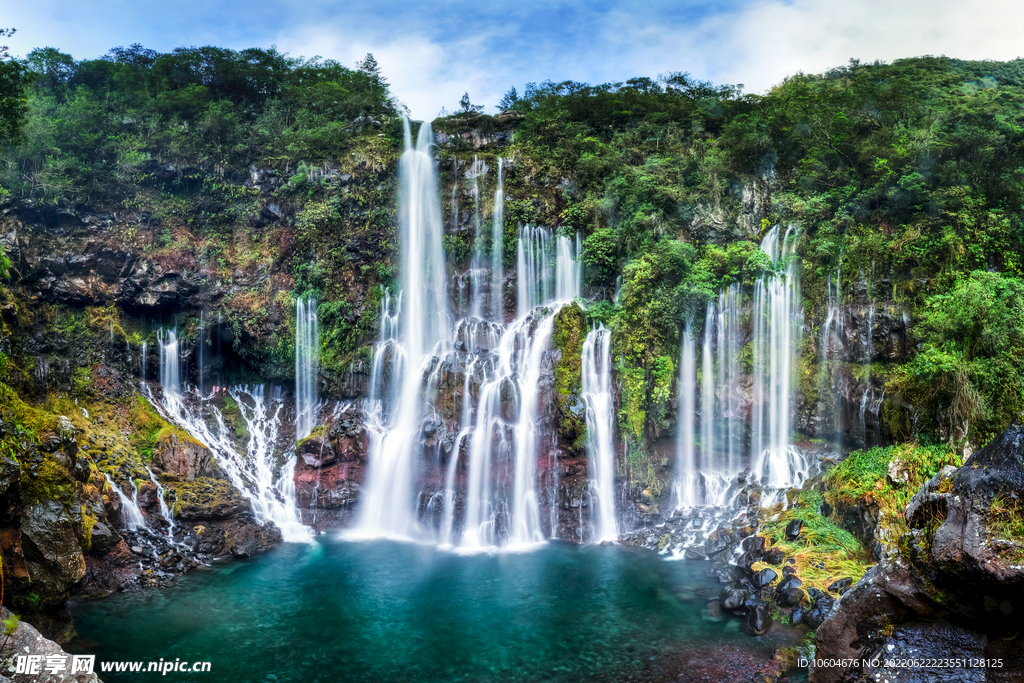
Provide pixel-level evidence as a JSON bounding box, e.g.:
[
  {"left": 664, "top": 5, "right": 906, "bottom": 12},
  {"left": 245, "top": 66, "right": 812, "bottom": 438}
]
[{"left": 4, "top": 0, "right": 1024, "bottom": 119}]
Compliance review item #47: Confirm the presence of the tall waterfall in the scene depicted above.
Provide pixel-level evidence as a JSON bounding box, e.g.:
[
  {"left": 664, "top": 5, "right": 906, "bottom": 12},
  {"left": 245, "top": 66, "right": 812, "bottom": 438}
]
[
  {"left": 675, "top": 224, "right": 810, "bottom": 509},
  {"left": 357, "top": 119, "right": 450, "bottom": 538},
  {"left": 674, "top": 322, "right": 696, "bottom": 507},
  {"left": 352, "top": 122, "right": 585, "bottom": 548},
  {"left": 516, "top": 227, "right": 581, "bottom": 315},
  {"left": 295, "top": 296, "right": 319, "bottom": 440},
  {"left": 750, "top": 225, "right": 806, "bottom": 489},
  {"left": 468, "top": 156, "right": 487, "bottom": 319},
  {"left": 582, "top": 325, "right": 617, "bottom": 542},
  {"left": 148, "top": 331, "right": 312, "bottom": 542},
  {"left": 490, "top": 158, "right": 504, "bottom": 321}
]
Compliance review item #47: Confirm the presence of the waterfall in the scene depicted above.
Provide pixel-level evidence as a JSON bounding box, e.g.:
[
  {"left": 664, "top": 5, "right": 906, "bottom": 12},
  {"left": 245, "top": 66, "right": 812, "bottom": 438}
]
[
  {"left": 819, "top": 265, "right": 844, "bottom": 445},
  {"left": 295, "top": 296, "right": 320, "bottom": 440},
  {"left": 144, "top": 378, "right": 313, "bottom": 543},
  {"left": 509, "top": 314, "right": 555, "bottom": 546},
  {"left": 468, "top": 156, "right": 486, "bottom": 319},
  {"left": 750, "top": 225, "right": 806, "bottom": 489},
  {"left": 674, "top": 321, "right": 697, "bottom": 507},
  {"left": 357, "top": 119, "right": 450, "bottom": 538},
  {"left": 103, "top": 473, "right": 147, "bottom": 531},
  {"left": 716, "top": 283, "right": 744, "bottom": 476},
  {"left": 157, "top": 328, "right": 180, "bottom": 397},
  {"left": 858, "top": 281, "right": 876, "bottom": 447},
  {"left": 198, "top": 310, "right": 204, "bottom": 395},
  {"left": 141, "top": 340, "right": 148, "bottom": 380},
  {"left": 490, "top": 158, "right": 504, "bottom": 321},
  {"left": 516, "top": 226, "right": 580, "bottom": 316},
  {"left": 582, "top": 325, "right": 617, "bottom": 542},
  {"left": 145, "top": 465, "right": 174, "bottom": 532},
  {"left": 229, "top": 385, "right": 310, "bottom": 541}
]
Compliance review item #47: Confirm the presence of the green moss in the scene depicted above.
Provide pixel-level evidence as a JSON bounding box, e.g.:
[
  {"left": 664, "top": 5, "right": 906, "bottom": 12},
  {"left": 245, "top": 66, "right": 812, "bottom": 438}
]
[
  {"left": 127, "top": 396, "right": 202, "bottom": 459},
  {"left": 21, "top": 457, "right": 76, "bottom": 506},
  {"left": 551, "top": 302, "right": 586, "bottom": 448},
  {"left": 80, "top": 507, "right": 98, "bottom": 551}
]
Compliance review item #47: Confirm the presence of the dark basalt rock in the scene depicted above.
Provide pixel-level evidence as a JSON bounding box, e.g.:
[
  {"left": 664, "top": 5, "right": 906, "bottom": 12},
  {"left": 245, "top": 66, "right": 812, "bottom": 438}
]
[
  {"left": 784, "top": 518, "right": 803, "bottom": 540},
  {"left": 720, "top": 586, "right": 751, "bottom": 612},
  {"left": 752, "top": 568, "right": 777, "bottom": 589},
  {"left": 763, "top": 546, "right": 785, "bottom": 565},
  {"left": 778, "top": 587, "right": 806, "bottom": 607},
  {"left": 812, "top": 415, "right": 1024, "bottom": 683},
  {"left": 827, "top": 577, "right": 852, "bottom": 595},
  {"left": 744, "top": 602, "right": 773, "bottom": 636},
  {"left": 777, "top": 574, "right": 802, "bottom": 592},
  {"left": 802, "top": 595, "right": 835, "bottom": 629}
]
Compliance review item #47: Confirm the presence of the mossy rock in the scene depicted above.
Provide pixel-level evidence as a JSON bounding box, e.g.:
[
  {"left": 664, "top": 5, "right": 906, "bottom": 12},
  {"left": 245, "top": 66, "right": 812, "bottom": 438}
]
[{"left": 552, "top": 302, "right": 586, "bottom": 451}]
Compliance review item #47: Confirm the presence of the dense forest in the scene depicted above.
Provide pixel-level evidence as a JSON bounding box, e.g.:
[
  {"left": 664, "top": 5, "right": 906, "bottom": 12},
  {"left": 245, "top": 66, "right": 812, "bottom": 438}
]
[{"left": 3, "top": 42, "right": 1022, "bottom": 449}]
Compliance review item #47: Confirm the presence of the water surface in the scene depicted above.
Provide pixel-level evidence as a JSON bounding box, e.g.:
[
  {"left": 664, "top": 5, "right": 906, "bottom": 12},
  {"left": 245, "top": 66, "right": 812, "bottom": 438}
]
[{"left": 71, "top": 539, "right": 783, "bottom": 682}]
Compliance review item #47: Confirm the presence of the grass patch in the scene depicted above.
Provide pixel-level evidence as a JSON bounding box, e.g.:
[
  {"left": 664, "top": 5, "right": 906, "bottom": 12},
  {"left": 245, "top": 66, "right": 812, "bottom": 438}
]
[
  {"left": 823, "top": 443, "right": 962, "bottom": 554},
  {"left": 761, "top": 489, "right": 873, "bottom": 594}
]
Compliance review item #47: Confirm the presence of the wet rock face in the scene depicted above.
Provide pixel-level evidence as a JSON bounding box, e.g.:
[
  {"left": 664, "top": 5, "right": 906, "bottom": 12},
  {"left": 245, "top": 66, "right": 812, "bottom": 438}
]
[
  {"left": 18, "top": 499, "right": 87, "bottom": 603},
  {"left": 152, "top": 433, "right": 216, "bottom": 481},
  {"left": 812, "top": 415, "right": 1024, "bottom": 683},
  {"left": 293, "top": 410, "right": 369, "bottom": 520}
]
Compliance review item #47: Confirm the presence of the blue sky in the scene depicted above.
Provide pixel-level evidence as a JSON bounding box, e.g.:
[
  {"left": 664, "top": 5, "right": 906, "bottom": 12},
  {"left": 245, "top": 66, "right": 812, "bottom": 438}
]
[{"left": 5, "top": 0, "right": 1023, "bottom": 118}]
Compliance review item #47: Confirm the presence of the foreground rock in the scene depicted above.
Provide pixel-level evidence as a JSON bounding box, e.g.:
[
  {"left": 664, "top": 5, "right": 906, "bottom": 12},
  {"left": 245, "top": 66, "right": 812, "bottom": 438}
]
[
  {"left": 812, "top": 415, "right": 1024, "bottom": 683},
  {"left": 0, "top": 607, "right": 101, "bottom": 683}
]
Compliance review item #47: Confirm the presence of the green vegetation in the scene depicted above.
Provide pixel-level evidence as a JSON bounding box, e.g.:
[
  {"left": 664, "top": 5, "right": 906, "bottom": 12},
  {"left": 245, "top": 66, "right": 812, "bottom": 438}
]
[
  {"left": 0, "top": 28, "right": 30, "bottom": 154},
  {"left": 497, "top": 58, "right": 1024, "bottom": 449},
  {"left": 551, "top": 302, "right": 586, "bottom": 450},
  {"left": 761, "top": 489, "right": 870, "bottom": 593},
  {"left": 823, "top": 443, "right": 962, "bottom": 554}
]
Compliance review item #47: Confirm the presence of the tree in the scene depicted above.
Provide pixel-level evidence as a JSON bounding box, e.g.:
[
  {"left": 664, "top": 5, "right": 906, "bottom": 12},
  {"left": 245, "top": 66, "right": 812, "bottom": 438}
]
[
  {"left": 0, "top": 28, "right": 30, "bottom": 151},
  {"left": 459, "top": 92, "right": 484, "bottom": 114},
  {"left": 356, "top": 53, "right": 384, "bottom": 82},
  {"left": 26, "top": 47, "right": 75, "bottom": 92},
  {"left": 497, "top": 86, "right": 518, "bottom": 111}
]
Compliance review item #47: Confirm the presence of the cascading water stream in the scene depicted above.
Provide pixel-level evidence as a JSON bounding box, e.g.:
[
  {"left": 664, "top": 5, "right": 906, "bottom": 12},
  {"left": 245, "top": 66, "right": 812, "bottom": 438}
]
[
  {"left": 674, "top": 322, "right": 697, "bottom": 507},
  {"left": 149, "top": 330, "right": 312, "bottom": 542},
  {"left": 490, "top": 158, "right": 504, "bottom": 321},
  {"left": 145, "top": 465, "right": 174, "bottom": 532},
  {"left": 818, "top": 265, "right": 844, "bottom": 446},
  {"left": 674, "top": 225, "right": 811, "bottom": 512},
  {"left": 582, "top": 325, "right": 617, "bottom": 542},
  {"left": 295, "top": 296, "right": 320, "bottom": 441},
  {"left": 750, "top": 225, "right": 806, "bottom": 490},
  {"left": 102, "top": 472, "right": 147, "bottom": 531}
]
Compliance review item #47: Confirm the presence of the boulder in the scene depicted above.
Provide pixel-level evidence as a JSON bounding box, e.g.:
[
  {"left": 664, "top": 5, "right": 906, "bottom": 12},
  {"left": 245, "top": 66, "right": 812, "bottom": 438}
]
[
  {"left": 784, "top": 519, "right": 803, "bottom": 540},
  {"left": 18, "top": 499, "right": 87, "bottom": 603},
  {"left": 812, "top": 415, "right": 1024, "bottom": 683},
  {"left": 744, "top": 602, "right": 773, "bottom": 636},
  {"left": 0, "top": 606, "right": 101, "bottom": 682},
  {"left": 752, "top": 568, "right": 778, "bottom": 589}
]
